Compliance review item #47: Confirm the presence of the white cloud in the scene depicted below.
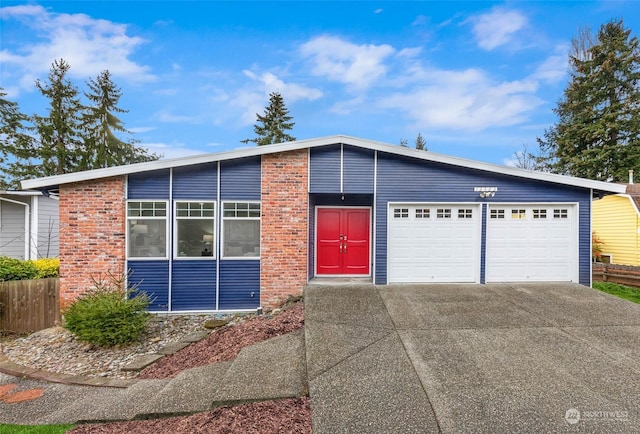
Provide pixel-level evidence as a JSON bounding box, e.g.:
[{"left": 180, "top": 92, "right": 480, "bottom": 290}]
[
  {"left": 141, "top": 142, "right": 207, "bottom": 159},
  {"left": 300, "top": 35, "right": 395, "bottom": 89},
  {"left": 155, "top": 111, "right": 201, "bottom": 124},
  {"left": 0, "top": 4, "right": 153, "bottom": 94},
  {"left": 378, "top": 68, "right": 543, "bottom": 131},
  {"left": 245, "top": 71, "right": 323, "bottom": 102},
  {"left": 532, "top": 46, "right": 569, "bottom": 84},
  {"left": 232, "top": 70, "right": 323, "bottom": 126},
  {"left": 469, "top": 7, "right": 528, "bottom": 50}
]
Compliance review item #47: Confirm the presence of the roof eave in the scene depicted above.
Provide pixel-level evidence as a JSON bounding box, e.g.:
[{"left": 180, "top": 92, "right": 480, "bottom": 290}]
[{"left": 20, "top": 134, "right": 627, "bottom": 194}]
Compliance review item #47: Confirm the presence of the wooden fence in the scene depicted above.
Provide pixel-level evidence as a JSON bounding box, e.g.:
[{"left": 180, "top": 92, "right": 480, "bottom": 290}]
[
  {"left": 0, "top": 278, "right": 61, "bottom": 333},
  {"left": 592, "top": 263, "right": 640, "bottom": 288}
]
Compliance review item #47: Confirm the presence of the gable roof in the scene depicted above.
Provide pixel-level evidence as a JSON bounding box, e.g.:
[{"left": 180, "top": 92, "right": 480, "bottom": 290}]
[{"left": 21, "top": 135, "right": 626, "bottom": 194}]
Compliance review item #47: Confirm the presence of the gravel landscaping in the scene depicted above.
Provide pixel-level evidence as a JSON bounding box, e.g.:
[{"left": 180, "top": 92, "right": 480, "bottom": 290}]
[{"left": 0, "top": 298, "right": 309, "bottom": 433}]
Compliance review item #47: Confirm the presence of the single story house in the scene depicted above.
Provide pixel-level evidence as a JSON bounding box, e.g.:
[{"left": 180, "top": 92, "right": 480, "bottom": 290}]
[
  {"left": 21, "top": 136, "right": 625, "bottom": 312},
  {"left": 0, "top": 190, "right": 59, "bottom": 260},
  {"left": 592, "top": 183, "right": 640, "bottom": 265}
]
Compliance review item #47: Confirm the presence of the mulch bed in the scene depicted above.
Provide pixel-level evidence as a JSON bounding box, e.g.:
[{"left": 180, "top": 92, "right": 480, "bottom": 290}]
[
  {"left": 68, "top": 300, "right": 311, "bottom": 432},
  {"left": 67, "top": 397, "right": 312, "bottom": 434},
  {"left": 138, "top": 301, "right": 304, "bottom": 379}
]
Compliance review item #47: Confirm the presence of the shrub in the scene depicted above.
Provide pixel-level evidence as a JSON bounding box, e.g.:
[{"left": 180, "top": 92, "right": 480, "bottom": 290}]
[
  {"left": 63, "top": 272, "right": 152, "bottom": 347},
  {"left": 0, "top": 256, "right": 38, "bottom": 281},
  {"left": 30, "top": 258, "right": 60, "bottom": 278}
]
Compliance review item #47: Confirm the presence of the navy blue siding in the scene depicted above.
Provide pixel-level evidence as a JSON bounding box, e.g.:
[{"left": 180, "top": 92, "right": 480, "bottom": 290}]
[
  {"left": 173, "top": 163, "right": 217, "bottom": 200},
  {"left": 220, "top": 157, "right": 261, "bottom": 200},
  {"left": 128, "top": 170, "right": 170, "bottom": 199},
  {"left": 375, "top": 152, "right": 591, "bottom": 285},
  {"left": 218, "top": 261, "right": 260, "bottom": 310},
  {"left": 343, "top": 147, "right": 375, "bottom": 193},
  {"left": 310, "top": 145, "right": 341, "bottom": 193},
  {"left": 171, "top": 261, "right": 217, "bottom": 310},
  {"left": 128, "top": 260, "right": 170, "bottom": 311}
]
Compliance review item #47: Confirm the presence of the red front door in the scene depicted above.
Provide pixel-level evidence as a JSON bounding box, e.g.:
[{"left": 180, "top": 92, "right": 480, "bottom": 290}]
[{"left": 316, "top": 208, "right": 370, "bottom": 275}]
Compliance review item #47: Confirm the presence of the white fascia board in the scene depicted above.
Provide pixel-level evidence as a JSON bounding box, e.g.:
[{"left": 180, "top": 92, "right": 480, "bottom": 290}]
[
  {"left": 20, "top": 134, "right": 627, "bottom": 194},
  {"left": 0, "top": 190, "right": 45, "bottom": 196}
]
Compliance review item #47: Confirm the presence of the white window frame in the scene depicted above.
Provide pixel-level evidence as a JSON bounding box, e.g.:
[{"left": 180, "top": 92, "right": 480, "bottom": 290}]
[
  {"left": 126, "top": 200, "right": 169, "bottom": 260},
  {"left": 173, "top": 200, "right": 216, "bottom": 260},
  {"left": 221, "top": 201, "right": 261, "bottom": 260}
]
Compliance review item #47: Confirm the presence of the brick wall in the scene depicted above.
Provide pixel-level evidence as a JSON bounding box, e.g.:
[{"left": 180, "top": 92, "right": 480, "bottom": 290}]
[
  {"left": 58, "top": 176, "right": 126, "bottom": 308},
  {"left": 261, "top": 150, "right": 309, "bottom": 307}
]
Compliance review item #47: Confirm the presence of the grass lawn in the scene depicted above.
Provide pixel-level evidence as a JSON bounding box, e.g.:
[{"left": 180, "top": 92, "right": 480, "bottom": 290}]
[
  {"left": 593, "top": 281, "right": 640, "bottom": 304},
  {"left": 0, "top": 423, "right": 74, "bottom": 434}
]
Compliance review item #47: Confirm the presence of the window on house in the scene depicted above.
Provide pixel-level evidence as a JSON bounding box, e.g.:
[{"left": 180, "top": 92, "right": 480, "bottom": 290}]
[
  {"left": 436, "top": 208, "right": 451, "bottom": 219},
  {"left": 223, "top": 202, "right": 260, "bottom": 258},
  {"left": 393, "top": 208, "right": 409, "bottom": 218},
  {"left": 127, "top": 201, "right": 168, "bottom": 258},
  {"left": 175, "top": 202, "right": 215, "bottom": 258},
  {"left": 533, "top": 209, "right": 547, "bottom": 219},
  {"left": 415, "top": 208, "right": 430, "bottom": 219},
  {"left": 458, "top": 209, "right": 473, "bottom": 219},
  {"left": 511, "top": 209, "right": 526, "bottom": 220},
  {"left": 490, "top": 209, "right": 505, "bottom": 219},
  {"left": 554, "top": 208, "right": 568, "bottom": 219}
]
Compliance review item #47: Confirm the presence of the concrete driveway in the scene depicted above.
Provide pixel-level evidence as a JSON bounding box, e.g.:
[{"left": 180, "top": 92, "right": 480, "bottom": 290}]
[{"left": 304, "top": 283, "right": 640, "bottom": 433}]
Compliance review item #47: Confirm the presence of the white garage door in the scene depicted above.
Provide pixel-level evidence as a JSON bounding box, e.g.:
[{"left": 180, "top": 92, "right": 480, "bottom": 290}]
[
  {"left": 388, "top": 204, "right": 481, "bottom": 283},
  {"left": 485, "top": 204, "right": 578, "bottom": 282}
]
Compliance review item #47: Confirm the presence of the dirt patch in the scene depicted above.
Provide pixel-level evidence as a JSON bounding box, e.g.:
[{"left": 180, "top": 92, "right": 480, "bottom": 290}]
[
  {"left": 138, "top": 301, "right": 304, "bottom": 379},
  {"left": 68, "top": 397, "right": 311, "bottom": 434}
]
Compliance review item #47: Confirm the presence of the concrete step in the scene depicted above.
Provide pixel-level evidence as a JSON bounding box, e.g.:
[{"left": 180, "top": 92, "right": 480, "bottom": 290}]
[{"left": 215, "top": 329, "right": 307, "bottom": 402}]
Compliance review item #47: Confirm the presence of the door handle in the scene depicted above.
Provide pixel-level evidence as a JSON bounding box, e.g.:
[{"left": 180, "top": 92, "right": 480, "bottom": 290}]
[{"left": 339, "top": 243, "right": 343, "bottom": 253}]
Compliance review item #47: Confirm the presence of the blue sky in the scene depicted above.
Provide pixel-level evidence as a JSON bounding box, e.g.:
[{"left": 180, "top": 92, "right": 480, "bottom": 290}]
[{"left": 1, "top": 1, "right": 639, "bottom": 166}]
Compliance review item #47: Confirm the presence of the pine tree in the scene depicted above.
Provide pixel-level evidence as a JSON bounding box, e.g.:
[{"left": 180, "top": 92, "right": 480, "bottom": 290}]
[
  {"left": 415, "top": 132, "right": 427, "bottom": 150},
  {"left": 81, "top": 70, "right": 160, "bottom": 170},
  {"left": 241, "top": 92, "right": 296, "bottom": 145},
  {"left": 537, "top": 20, "right": 640, "bottom": 181},
  {"left": 0, "top": 89, "right": 34, "bottom": 189},
  {"left": 32, "top": 59, "right": 84, "bottom": 177}
]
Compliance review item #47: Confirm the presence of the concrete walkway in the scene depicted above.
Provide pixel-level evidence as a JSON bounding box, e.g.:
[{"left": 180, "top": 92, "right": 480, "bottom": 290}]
[
  {"left": 0, "top": 330, "right": 306, "bottom": 425},
  {"left": 305, "top": 283, "right": 640, "bottom": 433},
  {"left": 2, "top": 282, "right": 640, "bottom": 433}
]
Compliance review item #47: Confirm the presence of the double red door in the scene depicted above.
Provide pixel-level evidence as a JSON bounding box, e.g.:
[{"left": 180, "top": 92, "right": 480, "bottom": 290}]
[{"left": 316, "top": 208, "right": 370, "bottom": 275}]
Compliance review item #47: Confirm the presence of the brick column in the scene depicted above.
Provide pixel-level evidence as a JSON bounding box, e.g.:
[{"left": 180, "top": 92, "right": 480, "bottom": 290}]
[
  {"left": 58, "top": 176, "right": 126, "bottom": 308},
  {"left": 261, "top": 150, "right": 309, "bottom": 308}
]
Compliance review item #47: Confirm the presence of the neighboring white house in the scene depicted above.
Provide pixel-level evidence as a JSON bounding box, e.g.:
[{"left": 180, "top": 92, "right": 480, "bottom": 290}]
[{"left": 0, "top": 190, "right": 59, "bottom": 260}]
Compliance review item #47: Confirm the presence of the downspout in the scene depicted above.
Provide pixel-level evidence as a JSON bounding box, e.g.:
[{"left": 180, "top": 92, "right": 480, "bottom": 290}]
[{"left": 0, "top": 196, "right": 30, "bottom": 260}]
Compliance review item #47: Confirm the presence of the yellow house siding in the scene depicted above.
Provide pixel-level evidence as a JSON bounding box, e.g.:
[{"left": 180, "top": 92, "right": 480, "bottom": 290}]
[{"left": 592, "top": 195, "right": 640, "bottom": 265}]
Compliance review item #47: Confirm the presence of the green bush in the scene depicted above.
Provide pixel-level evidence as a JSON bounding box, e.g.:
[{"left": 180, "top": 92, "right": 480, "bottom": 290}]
[
  {"left": 0, "top": 256, "right": 59, "bottom": 281},
  {"left": 63, "top": 272, "right": 152, "bottom": 347},
  {"left": 0, "top": 256, "right": 38, "bottom": 281}
]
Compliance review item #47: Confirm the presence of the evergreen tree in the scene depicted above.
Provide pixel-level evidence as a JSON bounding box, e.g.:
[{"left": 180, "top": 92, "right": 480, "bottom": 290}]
[
  {"left": 537, "top": 20, "right": 640, "bottom": 181},
  {"left": 81, "top": 70, "right": 159, "bottom": 170},
  {"left": 32, "top": 59, "right": 84, "bottom": 177},
  {"left": 415, "top": 132, "right": 427, "bottom": 150},
  {"left": 241, "top": 92, "right": 296, "bottom": 145},
  {"left": 0, "top": 89, "right": 34, "bottom": 189}
]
